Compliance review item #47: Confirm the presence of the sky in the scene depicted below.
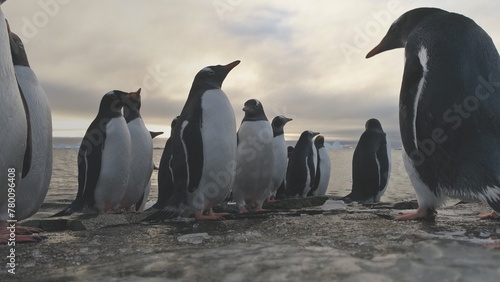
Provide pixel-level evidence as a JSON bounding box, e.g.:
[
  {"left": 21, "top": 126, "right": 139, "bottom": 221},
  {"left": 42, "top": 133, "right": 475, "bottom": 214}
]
[{"left": 2, "top": 0, "right": 500, "bottom": 146}]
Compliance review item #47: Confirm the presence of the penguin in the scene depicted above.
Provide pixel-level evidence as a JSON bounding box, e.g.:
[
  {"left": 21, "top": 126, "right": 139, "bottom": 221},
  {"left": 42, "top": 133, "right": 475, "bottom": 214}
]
[
  {"left": 268, "top": 115, "right": 292, "bottom": 201},
  {"left": 366, "top": 8, "right": 500, "bottom": 220},
  {"left": 0, "top": 6, "right": 30, "bottom": 243},
  {"left": 286, "top": 130, "right": 319, "bottom": 198},
  {"left": 343, "top": 119, "right": 391, "bottom": 203},
  {"left": 8, "top": 31, "right": 53, "bottom": 221},
  {"left": 233, "top": 99, "right": 274, "bottom": 213},
  {"left": 119, "top": 88, "right": 153, "bottom": 213},
  {"left": 52, "top": 91, "right": 132, "bottom": 216},
  {"left": 310, "top": 135, "right": 331, "bottom": 196},
  {"left": 148, "top": 61, "right": 240, "bottom": 220},
  {"left": 149, "top": 116, "right": 179, "bottom": 211}
]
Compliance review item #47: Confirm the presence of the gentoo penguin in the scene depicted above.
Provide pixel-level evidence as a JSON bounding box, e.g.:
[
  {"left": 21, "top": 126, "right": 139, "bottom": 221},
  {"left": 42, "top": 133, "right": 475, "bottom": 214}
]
[
  {"left": 148, "top": 61, "right": 240, "bottom": 220},
  {"left": 367, "top": 8, "right": 500, "bottom": 220},
  {"left": 52, "top": 91, "right": 132, "bottom": 216},
  {"left": 286, "top": 130, "right": 319, "bottom": 197},
  {"left": 268, "top": 115, "right": 292, "bottom": 201},
  {"left": 9, "top": 32, "right": 53, "bottom": 221},
  {"left": 149, "top": 116, "right": 179, "bottom": 211},
  {"left": 0, "top": 6, "right": 29, "bottom": 243},
  {"left": 118, "top": 88, "right": 153, "bottom": 213},
  {"left": 233, "top": 99, "right": 274, "bottom": 212},
  {"left": 343, "top": 119, "right": 391, "bottom": 203},
  {"left": 310, "top": 135, "right": 331, "bottom": 196}
]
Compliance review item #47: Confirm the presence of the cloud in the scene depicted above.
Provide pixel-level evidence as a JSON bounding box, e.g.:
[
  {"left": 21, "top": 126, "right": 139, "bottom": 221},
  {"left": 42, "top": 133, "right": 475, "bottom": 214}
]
[{"left": 2, "top": 0, "right": 500, "bottom": 144}]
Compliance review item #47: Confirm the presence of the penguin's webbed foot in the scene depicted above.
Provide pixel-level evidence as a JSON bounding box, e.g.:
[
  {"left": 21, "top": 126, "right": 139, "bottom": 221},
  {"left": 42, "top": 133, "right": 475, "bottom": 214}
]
[
  {"left": 394, "top": 207, "right": 437, "bottom": 221},
  {"left": 478, "top": 211, "right": 500, "bottom": 220},
  {"left": 195, "top": 210, "right": 225, "bottom": 220},
  {"left": 16, "top": 226, "right": 43, "bottom": 235},
  {"left": 238, "top": 206, "right": 249, "bottom": 213}
]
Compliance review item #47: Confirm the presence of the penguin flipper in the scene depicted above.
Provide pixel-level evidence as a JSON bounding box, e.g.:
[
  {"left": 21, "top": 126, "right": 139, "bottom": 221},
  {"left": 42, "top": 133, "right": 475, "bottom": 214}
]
[
  {"left": 376, "top": 141, "right": 390, "bottom": 193},
  {"left": 76, "top": 126, "right": 105, "bottom": 209},
  {"left": 154, "top": 138, "right": 175, "bottom": 211}
]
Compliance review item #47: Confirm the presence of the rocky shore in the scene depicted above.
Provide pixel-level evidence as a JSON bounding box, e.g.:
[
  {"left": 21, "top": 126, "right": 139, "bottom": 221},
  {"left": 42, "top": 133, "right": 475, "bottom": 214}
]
[{"left": 2, "top": 197, "right": 500, "bottom": 281}]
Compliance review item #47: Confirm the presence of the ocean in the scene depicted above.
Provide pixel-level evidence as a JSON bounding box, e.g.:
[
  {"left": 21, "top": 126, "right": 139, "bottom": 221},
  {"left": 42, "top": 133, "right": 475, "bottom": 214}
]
[{"left": 43, "top": 147, "right": 417, "bottom": 216}]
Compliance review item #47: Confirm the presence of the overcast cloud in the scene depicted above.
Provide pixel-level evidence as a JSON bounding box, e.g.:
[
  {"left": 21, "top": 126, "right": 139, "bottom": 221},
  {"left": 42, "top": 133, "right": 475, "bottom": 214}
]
[{"left": 2, "top": 0, "right": 500, "bottom": 145}]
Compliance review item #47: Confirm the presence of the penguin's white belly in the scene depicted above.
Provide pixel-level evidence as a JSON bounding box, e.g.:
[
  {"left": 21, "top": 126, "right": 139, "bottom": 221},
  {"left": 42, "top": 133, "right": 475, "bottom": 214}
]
[
  {"left": 93, "top": 117, "right": 131, "bottom": 212},
  {"left": 271, "top": 135, "right": 287, "bottom": 195},
  {"left": 0, "top": 10, "right": 27, "bottom": 221},
  {"left": 120, "top": 118, "right": 153, "bottom": 209},
  {"left": 233, "top": 121, "right": 274, "bottom": 206},
  {"left": 313, "top": 148, "right": 331, "bottom": 196},
  {"left": 189, "top": 89, "right": 237, "bottom": 211},
  {"left": 13, "top": 66, "right": 53, "bottom": 220}
]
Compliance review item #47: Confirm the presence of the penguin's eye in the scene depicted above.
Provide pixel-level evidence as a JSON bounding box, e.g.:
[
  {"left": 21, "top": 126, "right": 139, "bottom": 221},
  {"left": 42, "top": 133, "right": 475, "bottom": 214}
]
[{"left": 202, "top": 67, "right": 215, "bottom": 75}]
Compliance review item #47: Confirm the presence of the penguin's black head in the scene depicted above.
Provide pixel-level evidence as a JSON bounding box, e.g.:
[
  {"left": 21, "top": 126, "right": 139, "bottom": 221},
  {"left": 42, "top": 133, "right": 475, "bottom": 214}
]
[
  {"left": 314, "top": 135, "right": 325, "bottom": 149},
  {"left": 287, "top": 146, "right": 294, "bottom": 157},
  {"left": 271, "top": 115, "right": 293, "bottom": 136},
  {"left": 123, "top": 88, "right": 142, "bottom": 110},
  {"left": 365, "top": 118, "right": 383, "bottom": 130},
  {"left": 366, "top": 7, "right": 448, "bottom": 58},
  {"left": 170, "top": 116, "right": 180, "bottom": 134},
  {"left": 242, "top": 99, "right": 268, "bottom": 121},
  {"left": 8, "top": 28, "right": 30, "bottom": 67},
  {"left": 300, "top": 130, "right": 320, "bottom": 141},
  {"left": 99, "top": 90, "right": 127, "bottom": 117},
  {"left": 194, "top": 60, "right": 240, "bottom": 88}
]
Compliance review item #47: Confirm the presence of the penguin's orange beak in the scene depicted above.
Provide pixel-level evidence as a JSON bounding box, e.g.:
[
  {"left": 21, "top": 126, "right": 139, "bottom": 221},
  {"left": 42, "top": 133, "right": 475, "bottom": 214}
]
[
  {"left": 224, "top": 60, "right": 240, "bottom": 70},
  {"left": 242, "top": 106, "right": 250, "bottom": 112}
]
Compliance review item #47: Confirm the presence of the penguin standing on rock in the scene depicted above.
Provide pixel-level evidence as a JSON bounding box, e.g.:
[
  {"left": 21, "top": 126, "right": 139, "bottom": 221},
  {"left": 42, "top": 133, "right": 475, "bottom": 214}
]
[
  {"left": 120, "top": 89, "right": 153, "bottom": 213},
  {"left": 148, "top": 61, "right": 240, "bottom": 220},
  {"left": 286, "top": 130, "right": 319, "bottom": 198},
  {"left": 367, "top": 8, "right": 500, "bottom": 220},
  {"left": 0, "top": 5, "right": 30, "bottom": 243},
  {"left": 233, "top": 99, "right": 274, "bottom": 213},
  {"left": 268, "top": 115, "right": 292, "bottom": 201},
  {"left": 52, "top": 91, "right": 132, "bottom": 216},
  {"left": 9, "top": 31, "right": 52, "bottom": 221},
  {"left": 343, "top": 119, "right": 391, "bottom": 203},
  {"left": 310, "top": 135, "right": 331, "bottom": 196}
]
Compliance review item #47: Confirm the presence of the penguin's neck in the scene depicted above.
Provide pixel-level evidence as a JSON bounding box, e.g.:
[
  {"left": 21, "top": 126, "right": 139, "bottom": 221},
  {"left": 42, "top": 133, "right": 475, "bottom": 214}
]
[
  {"left": 123, "top": 106, "right": 141, "bottom": 123},
  {"left": 242, "top": 113, "right": 268, "bottom": 123},
  {"left": 273, "top": 128, "right": 284, "bottom": 138}
]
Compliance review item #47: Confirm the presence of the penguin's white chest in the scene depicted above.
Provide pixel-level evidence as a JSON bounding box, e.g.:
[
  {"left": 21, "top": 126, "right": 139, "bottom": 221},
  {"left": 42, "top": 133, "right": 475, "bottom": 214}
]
[
  {"left": 190, "top": 89, "right": 237, "bottom": 210},
  {"left": 120, "top": 118, "right": 153, "bottom": 208},
  {"left": 12, "top": 65, "right": 53, "bottom": 220},
  {"left": 93, "top": 117, "right": 131, "bottom": 211},
  {"left": 233, "top": 120, "right": 274, "bottom": 205},
  {"left": 271, "top": 135, "right": 287, "bottom": 192}
]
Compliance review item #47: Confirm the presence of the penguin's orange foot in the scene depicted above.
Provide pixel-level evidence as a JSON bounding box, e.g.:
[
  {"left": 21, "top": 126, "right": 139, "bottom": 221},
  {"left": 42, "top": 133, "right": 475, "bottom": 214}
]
[
  {"left": 395, "top": 207, "right": 437, "bottom": 221},
  {"left": 254, "top": 205, "right": 265, "bottom": 212},
  {"left": 195, "top": 211, "right": 225, "bottom": 220},
  {"left": 16, "top": 226, "right": 43, "bottom": 235},
  {"left": 478, "top": 211, "right": 500, "bottom": 220}
]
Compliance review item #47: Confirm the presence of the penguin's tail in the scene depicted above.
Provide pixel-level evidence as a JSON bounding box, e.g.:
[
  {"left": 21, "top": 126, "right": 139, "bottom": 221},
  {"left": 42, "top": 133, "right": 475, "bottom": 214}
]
[
  {"left": 340, "top": 194, "right": 353, "bottom": 203},
  {"left": 50, "top": 201, "right": 83, "bottom": 217},
  {"left": 143, "top": 205, "right": 180, "bottom": 221}
]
